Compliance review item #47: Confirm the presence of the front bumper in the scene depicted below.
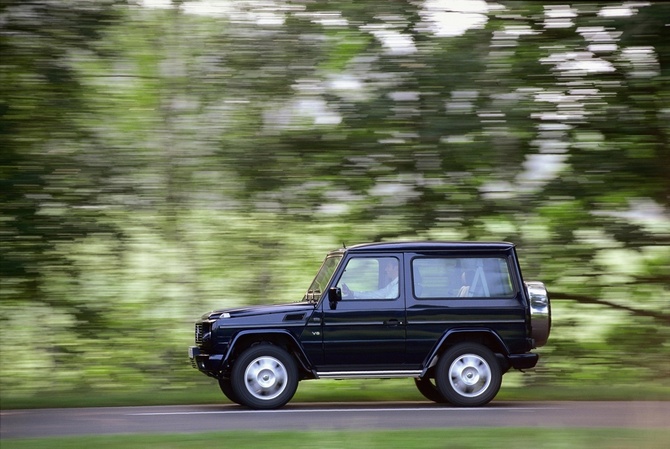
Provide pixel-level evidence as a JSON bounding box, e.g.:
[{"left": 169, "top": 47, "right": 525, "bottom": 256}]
[{"left": 189, "top": 346, "right": 224, "bottom": 377}]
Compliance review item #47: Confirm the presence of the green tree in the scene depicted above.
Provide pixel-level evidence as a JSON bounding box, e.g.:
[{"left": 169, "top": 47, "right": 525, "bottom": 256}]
[{"left": 2, "top": 0, "right": 669, "bottom": 398}]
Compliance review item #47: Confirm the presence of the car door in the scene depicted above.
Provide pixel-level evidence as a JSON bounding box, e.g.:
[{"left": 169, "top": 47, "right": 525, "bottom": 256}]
[{"left": 318, "top": 254, "right": 406, "bottom": 370}]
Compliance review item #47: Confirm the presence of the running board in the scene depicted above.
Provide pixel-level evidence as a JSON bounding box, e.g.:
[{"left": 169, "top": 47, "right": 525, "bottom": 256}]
[{"left": 316, "top": 370, "right": 422, "bottom": 379}]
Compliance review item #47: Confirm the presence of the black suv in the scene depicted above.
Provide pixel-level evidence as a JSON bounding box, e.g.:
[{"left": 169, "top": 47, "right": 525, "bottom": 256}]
[{"left": 189, "top": 241, "right": 550, "bottom": 409}]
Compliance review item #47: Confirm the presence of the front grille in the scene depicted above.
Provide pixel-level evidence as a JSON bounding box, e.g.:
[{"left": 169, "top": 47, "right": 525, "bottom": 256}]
[{"left": 195, "top": 323, "right": 203, "bottom": 345}]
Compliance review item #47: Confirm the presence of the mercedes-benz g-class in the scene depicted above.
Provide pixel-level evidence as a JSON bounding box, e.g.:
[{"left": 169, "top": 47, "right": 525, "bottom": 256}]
[{"left": 189, "top": 242, "right": 550, "bottom": 409}]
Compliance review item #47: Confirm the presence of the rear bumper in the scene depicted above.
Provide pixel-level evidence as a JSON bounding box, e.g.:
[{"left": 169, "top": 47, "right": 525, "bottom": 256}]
[
  {"left": 189, "top": 346, "right": 224, "bottom": 377},
  {"left": 508, "top": 353, "right": 539, "bottom": 370}
]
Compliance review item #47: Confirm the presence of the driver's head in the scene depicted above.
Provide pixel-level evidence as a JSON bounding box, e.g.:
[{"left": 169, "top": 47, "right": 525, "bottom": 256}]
[{"left": 384, "top": 259, "right": 398, "bottom": 278}]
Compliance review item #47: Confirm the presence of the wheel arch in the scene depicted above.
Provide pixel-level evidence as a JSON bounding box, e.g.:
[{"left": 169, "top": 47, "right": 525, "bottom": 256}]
[
  {"left": 223, "top": 329, "right": 315, "bottom": 379},
  {"left": 421, "top": 328, "right": 510, "bottom": 377}
]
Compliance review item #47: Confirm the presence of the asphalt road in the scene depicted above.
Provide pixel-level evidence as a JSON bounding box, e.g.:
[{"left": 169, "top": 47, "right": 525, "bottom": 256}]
[{"left": 2, "top": 401, "right": 669, "bottom": 439}]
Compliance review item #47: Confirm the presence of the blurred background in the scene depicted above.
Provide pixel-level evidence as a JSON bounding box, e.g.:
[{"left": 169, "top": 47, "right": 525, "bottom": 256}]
[{"left": 1, "top": 0, "right": 669, "bottom": 405}]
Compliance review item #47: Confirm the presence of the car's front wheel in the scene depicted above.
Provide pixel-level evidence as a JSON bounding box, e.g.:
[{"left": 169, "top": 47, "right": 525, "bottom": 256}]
[
  {"left": 231, "top": 343, "right": 299, "bottom": 410},
  {"left": 218, "top": 377, "right": 242, "bottom": 405},
  {"left": 435, "top": 343, "right": 502, "bottom": 407}
]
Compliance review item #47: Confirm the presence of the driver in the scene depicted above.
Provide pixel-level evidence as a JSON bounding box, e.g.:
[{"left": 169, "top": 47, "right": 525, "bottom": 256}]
[{"left": 341, "top": 259, "right": 399, "bottom": 299}]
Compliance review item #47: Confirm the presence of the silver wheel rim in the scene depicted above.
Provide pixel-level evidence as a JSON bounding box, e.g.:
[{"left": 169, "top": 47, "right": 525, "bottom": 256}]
[
  {"left": 449, "top": 353, "right": 491, "bottom": 398},
  {"left": 244, "top": 356, "right": 288, "bottom": 401}
]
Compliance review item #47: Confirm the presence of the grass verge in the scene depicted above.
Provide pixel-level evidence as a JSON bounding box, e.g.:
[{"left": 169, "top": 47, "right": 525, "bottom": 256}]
[{"left": 3, "top": 428, "right": 670, "bottom": 449}]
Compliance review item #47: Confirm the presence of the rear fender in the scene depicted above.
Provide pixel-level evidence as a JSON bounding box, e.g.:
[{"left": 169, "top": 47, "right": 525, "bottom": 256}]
[{"left": 421, "top": 328, "right": 510, "bottom": 377}]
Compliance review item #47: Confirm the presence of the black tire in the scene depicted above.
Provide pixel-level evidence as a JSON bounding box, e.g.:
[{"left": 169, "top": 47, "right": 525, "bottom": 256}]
[
  {"left": 231, "top": 344, "right": 299, "bottom": 410},
  {"left": 218, "top": 377, "right": 242, "bottom": 405},
  {"left": 414, "top": 377, "right": 448, "bottom": 403},
  {"left": 435, "top": 343, "right": 502, "bottom": 407}
]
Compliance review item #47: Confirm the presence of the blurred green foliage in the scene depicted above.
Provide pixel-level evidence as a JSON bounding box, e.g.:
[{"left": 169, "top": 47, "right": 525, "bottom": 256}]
[{"left": 1, "top": 0, "right": 669, "bottom": 403}]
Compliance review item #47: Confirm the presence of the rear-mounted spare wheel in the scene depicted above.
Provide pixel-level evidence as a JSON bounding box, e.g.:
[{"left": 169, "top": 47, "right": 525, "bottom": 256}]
[{"left": 526, "top": 281, "right": 551, "bottom": 347}]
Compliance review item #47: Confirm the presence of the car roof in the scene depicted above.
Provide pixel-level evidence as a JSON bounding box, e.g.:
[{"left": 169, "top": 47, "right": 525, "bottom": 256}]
[{"left": 336, "top": 241, "right": 515, "bottom": 253}]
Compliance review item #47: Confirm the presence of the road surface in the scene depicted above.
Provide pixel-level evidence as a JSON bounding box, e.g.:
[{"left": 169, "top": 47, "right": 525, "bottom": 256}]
[{"left": 2, "top": 401, "right": 668, "bottom": 439}]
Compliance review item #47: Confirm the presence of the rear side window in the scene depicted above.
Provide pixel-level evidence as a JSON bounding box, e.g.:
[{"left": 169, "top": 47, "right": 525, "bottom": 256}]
[{"left": 412, "top": 257, "right": 514, "bottom": 299}]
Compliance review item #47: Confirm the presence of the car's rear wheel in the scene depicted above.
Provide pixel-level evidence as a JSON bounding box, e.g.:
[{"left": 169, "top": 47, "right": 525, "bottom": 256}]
[
  {"left": 414, "top": 377, "right": 448, "bottom": 403},
  {"left": 231, "top": 344, "right": 298, "bottom": 410},
  {"left": 435, "top": 343, "right": 501, "bottom": 407}
]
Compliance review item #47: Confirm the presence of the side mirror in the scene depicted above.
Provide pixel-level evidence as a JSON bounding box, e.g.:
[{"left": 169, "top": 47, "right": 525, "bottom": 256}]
[{"left": 328, "top": 287, "right": 342, "bottom": 310}]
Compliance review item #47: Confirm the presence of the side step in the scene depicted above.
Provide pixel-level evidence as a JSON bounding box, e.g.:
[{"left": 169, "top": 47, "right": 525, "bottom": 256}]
[{"left": 315, "top": 370, "right": 422, "bottom": 380}]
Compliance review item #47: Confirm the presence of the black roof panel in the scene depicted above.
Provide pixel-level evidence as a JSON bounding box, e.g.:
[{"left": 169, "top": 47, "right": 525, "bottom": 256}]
[{"left": 340, "top": 241, "right": 515, "bottom": 253}]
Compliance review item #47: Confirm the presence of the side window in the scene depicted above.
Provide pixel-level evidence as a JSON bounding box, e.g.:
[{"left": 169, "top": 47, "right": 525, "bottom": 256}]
[
  {"left": 337, "top": 257, "right": 399, "bottom": 300},
  {"left": 412, "top": 257, "right": 514, "bottom": 299},
  {"left": 412, "top": 258, "right": 456, "bottom": 298}
]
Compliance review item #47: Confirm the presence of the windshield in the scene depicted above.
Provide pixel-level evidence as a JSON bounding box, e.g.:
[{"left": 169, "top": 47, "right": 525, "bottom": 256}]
[{"left": 303, "top": 255, "right": 342, "bottom": 302}]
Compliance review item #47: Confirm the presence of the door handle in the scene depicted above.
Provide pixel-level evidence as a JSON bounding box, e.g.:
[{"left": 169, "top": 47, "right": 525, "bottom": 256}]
[{"left": 384, "top": 319, "right": 402, "bottom": 326}]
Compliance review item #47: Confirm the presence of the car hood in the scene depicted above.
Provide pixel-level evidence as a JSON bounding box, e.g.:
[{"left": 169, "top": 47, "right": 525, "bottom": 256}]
[{"left": 200, "top": 302, "right": 315, "bottom": 321}]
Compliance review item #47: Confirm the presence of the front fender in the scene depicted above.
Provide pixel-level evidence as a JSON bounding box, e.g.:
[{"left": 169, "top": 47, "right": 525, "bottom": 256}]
[{"left": 223, "top": 329, "right": 315, "bottom": 376}]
